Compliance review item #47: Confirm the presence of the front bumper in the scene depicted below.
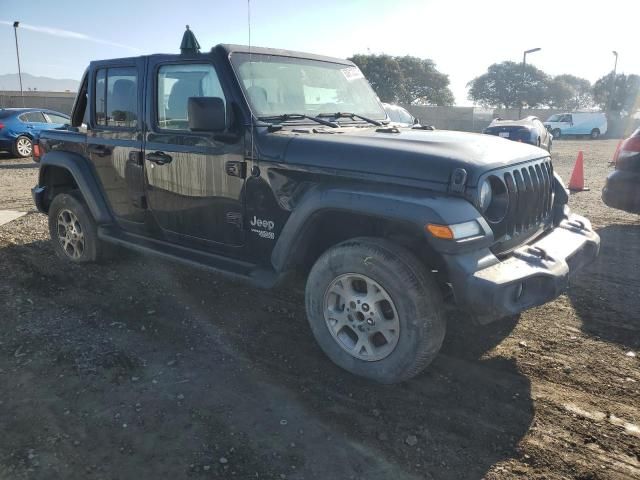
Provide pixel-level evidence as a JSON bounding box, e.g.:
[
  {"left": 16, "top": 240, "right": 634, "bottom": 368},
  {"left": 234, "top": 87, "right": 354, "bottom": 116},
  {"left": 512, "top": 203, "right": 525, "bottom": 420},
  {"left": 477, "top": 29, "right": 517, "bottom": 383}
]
[
  {"left": 602, "top": 169, "right": 640, "bottom": 214},
  {"left": 444, "top": 213, "right": 600, "bottom": 323}
]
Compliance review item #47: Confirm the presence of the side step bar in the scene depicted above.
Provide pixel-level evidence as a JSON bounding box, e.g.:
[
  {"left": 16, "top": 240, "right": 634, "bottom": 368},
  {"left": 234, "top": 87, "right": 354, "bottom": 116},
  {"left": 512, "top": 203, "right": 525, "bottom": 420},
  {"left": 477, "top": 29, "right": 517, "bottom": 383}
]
[{"left": 98, "top": 226, "right": 281, "bottom": 288}]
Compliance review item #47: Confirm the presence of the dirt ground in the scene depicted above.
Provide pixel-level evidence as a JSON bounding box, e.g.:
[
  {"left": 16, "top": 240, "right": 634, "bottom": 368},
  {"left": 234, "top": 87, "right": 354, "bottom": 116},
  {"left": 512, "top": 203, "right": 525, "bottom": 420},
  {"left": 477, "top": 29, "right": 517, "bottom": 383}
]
[{"left": 0, "top": 139, "right": 638, "bottom": 480}]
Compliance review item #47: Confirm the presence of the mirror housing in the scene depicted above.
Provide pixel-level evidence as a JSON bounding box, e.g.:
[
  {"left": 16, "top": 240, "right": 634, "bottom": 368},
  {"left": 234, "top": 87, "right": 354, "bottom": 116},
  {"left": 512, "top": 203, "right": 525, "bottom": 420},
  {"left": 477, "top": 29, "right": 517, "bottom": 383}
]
[{"left": 188, "top": 97, "right": 226, "bottom": 132}]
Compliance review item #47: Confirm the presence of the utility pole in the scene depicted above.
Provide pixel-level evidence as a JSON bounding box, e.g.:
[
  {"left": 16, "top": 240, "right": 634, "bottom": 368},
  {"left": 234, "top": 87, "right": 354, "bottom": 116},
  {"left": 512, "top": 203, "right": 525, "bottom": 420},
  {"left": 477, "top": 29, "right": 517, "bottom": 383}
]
[
  {"left": 13, "top": 21, "right": 24, "bottom": 106},
  {"left": 606, "top": 51, "right": 618, "bottom": 114},
  {"left": 519, "top": 48, "right": 541, "bottom": 119}
]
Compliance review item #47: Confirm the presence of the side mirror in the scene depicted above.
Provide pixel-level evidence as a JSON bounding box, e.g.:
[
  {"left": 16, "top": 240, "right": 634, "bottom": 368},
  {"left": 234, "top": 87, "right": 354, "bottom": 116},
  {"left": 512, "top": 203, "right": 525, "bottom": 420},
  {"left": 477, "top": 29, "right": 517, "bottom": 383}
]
[
  {"left": 413, "top": 117, "right": 420, "bottom": 125},
  {"left": 188, "top": 97, "right": 226, "bottom": 132}
]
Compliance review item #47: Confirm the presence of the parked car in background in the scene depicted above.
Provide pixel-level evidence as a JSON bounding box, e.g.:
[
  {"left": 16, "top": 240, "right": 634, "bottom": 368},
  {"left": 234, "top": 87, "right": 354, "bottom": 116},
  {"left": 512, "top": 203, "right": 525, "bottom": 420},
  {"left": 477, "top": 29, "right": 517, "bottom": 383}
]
[
  {"left": 483, "top": 116, "right": 552, "bottom": 152},
  {"left": 0, "top": 108, "right": 70, "bottom": 158},
  {"left": 544, "top": 112, "right": 607, "bottom": 139},
  {"left": 382, "top": 103, "right": 417, "bottom": 127},
  {"left": 602, "top": 128, "right": 640, "bottom": 213}
]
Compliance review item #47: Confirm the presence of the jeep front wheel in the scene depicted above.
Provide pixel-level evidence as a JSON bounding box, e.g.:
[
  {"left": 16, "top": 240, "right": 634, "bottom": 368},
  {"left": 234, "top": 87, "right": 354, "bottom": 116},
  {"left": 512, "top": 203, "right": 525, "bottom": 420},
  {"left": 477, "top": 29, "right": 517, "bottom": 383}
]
[
  {"left": 305, "top": 237, "right": 446, "bottom": 383},
  {"left": 48, "top": 193, "right": 100, "bottom": 263}
]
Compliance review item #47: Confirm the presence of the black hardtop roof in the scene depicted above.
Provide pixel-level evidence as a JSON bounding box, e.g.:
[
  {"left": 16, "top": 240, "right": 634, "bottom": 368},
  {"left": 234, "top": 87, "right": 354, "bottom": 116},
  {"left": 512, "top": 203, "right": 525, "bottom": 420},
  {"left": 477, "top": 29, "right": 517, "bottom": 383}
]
[
  {"left": 217, "top": 44, "right": 354, "bottom": 65},
  {"left": 89, "top": 44, "right": 354, "bottom": 67}
]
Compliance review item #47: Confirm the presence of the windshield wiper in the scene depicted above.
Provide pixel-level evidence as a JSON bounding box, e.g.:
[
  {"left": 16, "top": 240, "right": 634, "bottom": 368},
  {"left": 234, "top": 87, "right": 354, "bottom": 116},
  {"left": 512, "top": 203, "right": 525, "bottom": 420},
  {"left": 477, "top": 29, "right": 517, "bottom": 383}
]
[
  {"left": 316, "top": 112, "right": 383, "bottom": 126},
  {"left": 257, "top": 114, "right": 339, "bottom": 128}
]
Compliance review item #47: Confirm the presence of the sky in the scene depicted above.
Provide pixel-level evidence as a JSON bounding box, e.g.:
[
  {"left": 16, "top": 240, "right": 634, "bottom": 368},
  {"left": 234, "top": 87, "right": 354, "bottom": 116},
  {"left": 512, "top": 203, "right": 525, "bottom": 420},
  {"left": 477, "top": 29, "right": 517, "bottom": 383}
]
[{"left": 1, "top": 0, "right": 638, "bottom": 105}]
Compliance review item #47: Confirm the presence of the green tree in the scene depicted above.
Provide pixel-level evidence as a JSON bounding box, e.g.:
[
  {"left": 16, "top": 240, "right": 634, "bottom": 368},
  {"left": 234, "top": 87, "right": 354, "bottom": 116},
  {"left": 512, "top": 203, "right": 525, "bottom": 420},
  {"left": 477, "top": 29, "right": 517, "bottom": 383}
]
[
  {"left": 348, "top": 54, "right": 454, "bottom": 106},
  {"left": 395, "top": 56, "right": 454, "bottom": 105},
  {"left": 467, "top": 61, "right": 549, "bottom": 108},
  {"left": 547, "top": 75, "right": 593, "bottom": 109},
  {"left": 593, "top": 73, "right": 640, "bottom": 113},
  {"left": 348, "top": 54, "right": 405, "bottom": 104}
]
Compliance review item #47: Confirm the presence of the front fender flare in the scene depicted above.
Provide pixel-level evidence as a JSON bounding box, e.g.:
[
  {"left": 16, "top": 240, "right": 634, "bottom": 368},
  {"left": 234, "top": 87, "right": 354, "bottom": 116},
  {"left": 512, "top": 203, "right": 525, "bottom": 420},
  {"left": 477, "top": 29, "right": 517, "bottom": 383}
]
[
  {"left": 271, "top": 184, "right": 492, "bottom": 272},
  {"left": 38, "top": 151, "right": 113, "bottom": 224}
]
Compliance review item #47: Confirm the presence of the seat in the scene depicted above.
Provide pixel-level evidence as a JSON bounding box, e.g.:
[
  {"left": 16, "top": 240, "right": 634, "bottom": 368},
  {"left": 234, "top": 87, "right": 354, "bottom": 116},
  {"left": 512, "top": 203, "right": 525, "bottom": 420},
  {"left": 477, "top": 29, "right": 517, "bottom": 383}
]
[
  {"left": 166, "top": 79, "right": 200, "bottom": 124},
  {"left": 109, "top": 79, "right": 136, "bottom": 125}
]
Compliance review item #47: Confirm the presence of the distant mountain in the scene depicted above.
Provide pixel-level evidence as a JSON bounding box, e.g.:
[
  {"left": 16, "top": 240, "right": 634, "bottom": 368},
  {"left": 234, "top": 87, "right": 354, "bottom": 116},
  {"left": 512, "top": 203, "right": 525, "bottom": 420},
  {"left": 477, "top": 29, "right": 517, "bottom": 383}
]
[{"left": 0, "top": 73, "right": 80, "bottom": 92}]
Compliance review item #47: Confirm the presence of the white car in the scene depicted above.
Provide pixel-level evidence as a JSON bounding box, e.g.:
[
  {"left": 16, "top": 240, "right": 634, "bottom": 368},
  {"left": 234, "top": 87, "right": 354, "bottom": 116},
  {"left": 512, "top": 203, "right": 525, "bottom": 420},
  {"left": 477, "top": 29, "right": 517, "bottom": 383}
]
[
  {"left": 543, "top": 112, "right": 607, "bottom": 139},
  {"left": 382, "top": 103, "right": 417, "bottom": 127}
]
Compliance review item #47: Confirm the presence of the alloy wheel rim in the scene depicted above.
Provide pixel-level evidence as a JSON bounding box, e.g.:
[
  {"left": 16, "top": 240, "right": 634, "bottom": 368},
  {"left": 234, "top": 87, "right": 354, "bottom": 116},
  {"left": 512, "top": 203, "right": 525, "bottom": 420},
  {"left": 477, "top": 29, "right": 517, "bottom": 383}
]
[
  {"left": 323, "top": 273, "right": 400, "bottom": 361},
  {"left": 56, "top": 209, "right": 85, "bottom": 259},
  {"left": 17, "top": 138, "right": 32, "bottom": 156}
]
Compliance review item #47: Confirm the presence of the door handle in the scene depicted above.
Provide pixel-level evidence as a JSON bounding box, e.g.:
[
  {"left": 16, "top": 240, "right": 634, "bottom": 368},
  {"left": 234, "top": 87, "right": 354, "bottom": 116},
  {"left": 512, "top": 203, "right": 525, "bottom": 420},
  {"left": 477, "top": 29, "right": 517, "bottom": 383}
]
[
  {"left": 88, "top": 144, "right": 111, "bottom": 157},
  {"left": 146, "top": 151, "right": 173, "bottom": 166}
]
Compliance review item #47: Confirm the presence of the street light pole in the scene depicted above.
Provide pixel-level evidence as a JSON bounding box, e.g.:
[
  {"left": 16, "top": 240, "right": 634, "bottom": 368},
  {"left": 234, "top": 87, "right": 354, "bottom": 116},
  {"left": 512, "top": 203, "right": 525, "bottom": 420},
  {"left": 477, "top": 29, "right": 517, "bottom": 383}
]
[
  {"left": 606, "top": 51, "right": 618, "bottom": 114},
  {"left": 519, "top": 47, "right": 541, "bottom": 119},
  {"left": 13, "top": 21, "right": 24, "bottom": 106}
]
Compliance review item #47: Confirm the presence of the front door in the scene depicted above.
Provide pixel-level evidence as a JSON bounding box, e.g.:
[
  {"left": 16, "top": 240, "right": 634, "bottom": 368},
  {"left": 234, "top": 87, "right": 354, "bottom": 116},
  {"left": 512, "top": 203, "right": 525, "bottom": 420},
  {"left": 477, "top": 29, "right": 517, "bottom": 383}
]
[{"left": 143, "top": 59, "right": 245, "bottom": 248}]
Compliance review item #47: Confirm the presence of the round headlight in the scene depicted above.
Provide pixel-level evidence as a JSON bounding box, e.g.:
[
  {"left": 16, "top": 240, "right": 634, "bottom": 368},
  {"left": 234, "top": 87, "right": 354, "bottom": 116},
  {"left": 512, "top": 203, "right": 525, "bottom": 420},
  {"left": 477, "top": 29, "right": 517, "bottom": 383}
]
[{"left": 479, "top": 179, "right": 493, "bottom": 212}]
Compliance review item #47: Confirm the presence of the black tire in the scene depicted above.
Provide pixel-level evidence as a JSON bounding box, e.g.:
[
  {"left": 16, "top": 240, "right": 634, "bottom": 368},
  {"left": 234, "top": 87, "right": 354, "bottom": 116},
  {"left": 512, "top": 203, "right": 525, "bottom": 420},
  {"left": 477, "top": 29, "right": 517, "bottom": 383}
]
[
  {"left": 590, "top": 128, "right": 600, "bottom": 140},
  {"left": 305, "top": 237, "right": 446, "bottom": 383},
  {"left": 13, "top": 135, "right": 33, "bottom": 158},
  {"left": 552, "top": 128, "right": 561, "bottom": 139},
  {"left": 48, "top": 192, "right": 100, "bottom": 263}
]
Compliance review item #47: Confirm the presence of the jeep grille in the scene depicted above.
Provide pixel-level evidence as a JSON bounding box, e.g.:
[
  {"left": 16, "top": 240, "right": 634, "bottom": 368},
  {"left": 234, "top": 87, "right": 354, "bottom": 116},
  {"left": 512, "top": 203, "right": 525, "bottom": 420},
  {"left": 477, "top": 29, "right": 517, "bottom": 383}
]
[{"left": 488, "top": 158, "right": 554, "bottom": 249}]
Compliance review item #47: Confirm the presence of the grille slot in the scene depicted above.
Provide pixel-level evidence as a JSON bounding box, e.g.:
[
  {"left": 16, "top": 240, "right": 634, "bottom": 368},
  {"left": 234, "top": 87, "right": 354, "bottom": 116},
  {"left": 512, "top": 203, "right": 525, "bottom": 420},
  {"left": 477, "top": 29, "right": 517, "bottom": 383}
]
[{"left": 491, "top": 159, "right": 554, "bottom": 240}]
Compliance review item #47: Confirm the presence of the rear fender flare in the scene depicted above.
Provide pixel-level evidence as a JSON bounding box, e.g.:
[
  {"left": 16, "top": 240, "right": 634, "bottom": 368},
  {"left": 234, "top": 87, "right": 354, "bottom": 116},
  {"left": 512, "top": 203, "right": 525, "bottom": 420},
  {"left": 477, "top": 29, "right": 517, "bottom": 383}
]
[{"left": 39, "top": 151, "right": 113, "bottom": 224}]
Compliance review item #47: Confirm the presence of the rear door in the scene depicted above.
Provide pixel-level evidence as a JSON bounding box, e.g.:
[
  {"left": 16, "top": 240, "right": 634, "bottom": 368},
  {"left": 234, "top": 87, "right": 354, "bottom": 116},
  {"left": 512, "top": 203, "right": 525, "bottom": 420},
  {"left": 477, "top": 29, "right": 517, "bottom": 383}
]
[
  {"left": 43, "top": 111, "right": 70, "bottom": 128},
  {"left": 87, "top": 59, "right": 147, "bottom": 226},
  {"left": 18, "top": 111, "right": 49, "bottom": 136},
  {"left": 143, "top": 57, "right": 246, "bottom": 249}
]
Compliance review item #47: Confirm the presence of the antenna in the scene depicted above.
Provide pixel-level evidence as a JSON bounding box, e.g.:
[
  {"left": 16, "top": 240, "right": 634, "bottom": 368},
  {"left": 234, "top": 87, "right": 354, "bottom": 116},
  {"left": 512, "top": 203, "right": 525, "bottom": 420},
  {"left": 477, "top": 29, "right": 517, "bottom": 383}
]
[{"left": 247, "top": 0, "right": 256, "bottom": 164}]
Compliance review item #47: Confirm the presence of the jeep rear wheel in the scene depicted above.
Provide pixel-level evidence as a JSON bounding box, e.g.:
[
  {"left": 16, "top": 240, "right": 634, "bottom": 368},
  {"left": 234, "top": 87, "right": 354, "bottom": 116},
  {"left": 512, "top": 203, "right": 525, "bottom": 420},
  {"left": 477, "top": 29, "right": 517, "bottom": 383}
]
[
  {"left": 305, "top": 237, "right": 446, "bottom": 383},
  {"left": 48, "top": 193, "right": 100, "bottom": 263}
]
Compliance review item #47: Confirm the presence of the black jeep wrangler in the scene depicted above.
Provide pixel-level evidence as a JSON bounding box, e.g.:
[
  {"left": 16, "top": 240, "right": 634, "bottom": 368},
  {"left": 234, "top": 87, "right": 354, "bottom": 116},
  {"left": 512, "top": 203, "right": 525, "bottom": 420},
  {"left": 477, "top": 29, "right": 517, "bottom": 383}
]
[{"left": 32, "top": 39, "right": 600, "bottom": 383}]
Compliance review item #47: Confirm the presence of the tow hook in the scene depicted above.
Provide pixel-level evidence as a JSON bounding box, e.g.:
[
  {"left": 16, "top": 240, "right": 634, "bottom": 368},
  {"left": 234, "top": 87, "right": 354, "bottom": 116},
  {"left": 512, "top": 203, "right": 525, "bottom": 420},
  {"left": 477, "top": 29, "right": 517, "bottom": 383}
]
[
  {"left": 566, "top": 219, "right": 586, "bottom": 230},
  {"left": 527, "top": 246, "right": 552, "bottom": 261},
  {"left": 513, "top": 245, "right": 554, "bottom": 263}
]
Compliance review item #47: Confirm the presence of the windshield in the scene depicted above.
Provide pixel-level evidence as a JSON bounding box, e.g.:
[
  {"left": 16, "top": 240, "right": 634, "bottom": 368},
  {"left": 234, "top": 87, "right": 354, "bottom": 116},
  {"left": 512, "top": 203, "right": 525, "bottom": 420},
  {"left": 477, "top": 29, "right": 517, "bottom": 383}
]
[
  {"left": 546, "top": 114, "right": 561, "bottom": 122},
  {"left": 230, "top": 53, "right": 386, "bottom": 120}
]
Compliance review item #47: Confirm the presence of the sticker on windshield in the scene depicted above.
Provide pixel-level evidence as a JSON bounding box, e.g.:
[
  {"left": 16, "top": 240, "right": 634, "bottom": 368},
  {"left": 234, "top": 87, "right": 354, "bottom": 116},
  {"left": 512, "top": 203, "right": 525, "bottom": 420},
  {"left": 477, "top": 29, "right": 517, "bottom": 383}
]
[{"left": 341, "top": 67, "right": 364, "bottom": 81}]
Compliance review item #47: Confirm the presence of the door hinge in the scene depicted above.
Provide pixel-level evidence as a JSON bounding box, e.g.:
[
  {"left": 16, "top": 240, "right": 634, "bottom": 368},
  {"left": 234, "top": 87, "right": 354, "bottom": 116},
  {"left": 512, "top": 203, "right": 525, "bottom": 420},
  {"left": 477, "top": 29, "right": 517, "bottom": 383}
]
[{"left": 226, "top": 161, "right": 247, "bottom": 178}]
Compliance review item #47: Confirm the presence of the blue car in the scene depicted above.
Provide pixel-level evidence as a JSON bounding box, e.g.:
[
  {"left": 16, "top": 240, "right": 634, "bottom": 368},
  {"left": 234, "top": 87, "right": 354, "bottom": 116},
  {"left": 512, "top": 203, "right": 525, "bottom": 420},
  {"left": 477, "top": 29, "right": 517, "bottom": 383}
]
[{"left": 0, "top": 108, "right": 70, "bottom": 158}]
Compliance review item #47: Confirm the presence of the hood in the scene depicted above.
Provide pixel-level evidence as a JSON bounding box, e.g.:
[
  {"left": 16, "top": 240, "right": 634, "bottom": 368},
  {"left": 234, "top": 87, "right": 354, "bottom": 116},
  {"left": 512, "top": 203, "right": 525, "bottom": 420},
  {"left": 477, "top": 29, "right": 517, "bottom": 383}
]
[{"left": 278, "top": 128, "right": 549, "bottom": 186}]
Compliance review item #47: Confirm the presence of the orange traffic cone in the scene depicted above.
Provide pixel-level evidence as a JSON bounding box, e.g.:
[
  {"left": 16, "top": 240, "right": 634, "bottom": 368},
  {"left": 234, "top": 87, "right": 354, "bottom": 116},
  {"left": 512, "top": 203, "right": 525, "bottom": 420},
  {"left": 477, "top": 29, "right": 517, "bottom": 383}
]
[{"left": 568, "top": 151, "right": 589, "bottom": 192}]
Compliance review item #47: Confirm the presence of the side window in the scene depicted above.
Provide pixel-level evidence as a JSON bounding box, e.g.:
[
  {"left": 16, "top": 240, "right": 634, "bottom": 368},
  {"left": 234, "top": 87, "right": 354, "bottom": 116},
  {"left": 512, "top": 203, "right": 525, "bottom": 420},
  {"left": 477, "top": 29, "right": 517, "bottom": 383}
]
[
  {"left": 44, "top": 113, "right": 70, "bottom": 124},
  {"left": 94, "top": 66, "right": 138, "bottom": 128},
  {"left": 398, "top": 108, "right": 413, "bottom": 124},
  {"left": 19, "top": 111, "right": 46, "bottom": 123},
  {"left": 157, "top": 63, "right": 225, "bottom": 131},
  {"left": 386, "top": 108, "right": 400, "bottom": 123}
]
